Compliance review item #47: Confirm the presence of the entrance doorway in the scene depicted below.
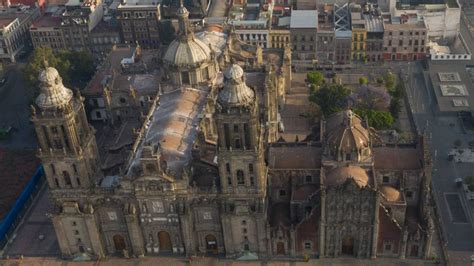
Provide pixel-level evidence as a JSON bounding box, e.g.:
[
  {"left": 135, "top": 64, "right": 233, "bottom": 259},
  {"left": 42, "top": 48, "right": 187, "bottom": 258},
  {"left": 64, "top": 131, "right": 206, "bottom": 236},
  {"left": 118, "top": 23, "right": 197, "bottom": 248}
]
[
  {"left": 341, "top": 236, "right": 354, "bottom": 255},
  {"left": 410, "top": 245, "right": 419, "bottom": 257},
  {"left": 276, "top": 242, "right": 285, "bottom": 255},
  {"left": 113, "top": 234, "right": 126, "bottom": 252},
  {"left": 158, "top": 231, "right": 172, "bottom": 252},
  {"left": 205, "top": 234, "right": 218, "bottom": 254}
]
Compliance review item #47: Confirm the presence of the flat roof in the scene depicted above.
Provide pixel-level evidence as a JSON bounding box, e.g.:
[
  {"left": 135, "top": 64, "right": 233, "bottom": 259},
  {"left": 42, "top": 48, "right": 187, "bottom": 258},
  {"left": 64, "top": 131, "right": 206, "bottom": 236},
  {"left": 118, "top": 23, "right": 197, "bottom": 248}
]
[
  {"left": 290, "top": 10, "right": 318, "bottom": 29},
  {"left": 31, "top": 15, "right": 61, "bottom": 28},
  {"left": 0, "top": 18, "right": 16, "bottom": 27},
  {"left": 427, "top": 61, "right": 474, "bottom": 113}
]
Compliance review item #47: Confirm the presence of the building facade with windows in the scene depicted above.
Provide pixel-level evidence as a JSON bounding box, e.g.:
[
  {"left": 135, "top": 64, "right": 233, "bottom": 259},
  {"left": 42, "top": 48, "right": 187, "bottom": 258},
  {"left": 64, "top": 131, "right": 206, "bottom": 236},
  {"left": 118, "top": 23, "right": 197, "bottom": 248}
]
[
  {"left": 382, "top": 19, "right": 428, "bottom": 61},
  {"left": 32, "top": 4, "right": 435, "bottom": 262},
  {"left": 116, "top": 0, "right": 161, "bottom": 49}
]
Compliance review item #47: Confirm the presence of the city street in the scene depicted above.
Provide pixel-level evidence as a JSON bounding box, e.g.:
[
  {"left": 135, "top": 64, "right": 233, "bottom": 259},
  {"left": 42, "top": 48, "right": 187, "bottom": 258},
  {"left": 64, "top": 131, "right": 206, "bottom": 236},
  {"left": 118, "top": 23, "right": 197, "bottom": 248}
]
[
  {"left": 0, "top": 65, "right": 37, "bottom": 149},
  {"left": 402, "top": 59, "right": 474, "bottom": 266}
]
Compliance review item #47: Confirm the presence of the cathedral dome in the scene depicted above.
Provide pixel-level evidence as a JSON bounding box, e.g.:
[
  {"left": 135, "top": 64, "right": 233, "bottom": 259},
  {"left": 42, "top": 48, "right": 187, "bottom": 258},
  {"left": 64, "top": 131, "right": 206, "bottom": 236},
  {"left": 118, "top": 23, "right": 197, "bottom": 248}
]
[
  {"left": 162, "top": 3, "right": 211, "bottom": 68},
  {"left": 380, "top": 185, "right": 402, "bottom": 202},
  {"left": 35, "top": 66, "right": 73, "bottom": 109},
  {"left": 326, "top": 110, "right": 370, "bottom": 158},
  {"left": 163, "top": 38, "right": 211, "bottom": 67},
  {"left": 218, "top": 64, "right": 255, "bottom": 108},
  {"left": 325, "top": 166, "right": 369, "bottom": 188}
]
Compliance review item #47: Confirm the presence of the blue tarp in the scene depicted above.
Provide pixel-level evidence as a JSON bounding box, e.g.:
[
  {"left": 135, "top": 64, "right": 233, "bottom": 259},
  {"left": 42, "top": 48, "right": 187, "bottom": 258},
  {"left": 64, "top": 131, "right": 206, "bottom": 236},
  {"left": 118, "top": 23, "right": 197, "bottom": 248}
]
[{"left": 0, "top": 165, "right": 44, "bottom": 244}]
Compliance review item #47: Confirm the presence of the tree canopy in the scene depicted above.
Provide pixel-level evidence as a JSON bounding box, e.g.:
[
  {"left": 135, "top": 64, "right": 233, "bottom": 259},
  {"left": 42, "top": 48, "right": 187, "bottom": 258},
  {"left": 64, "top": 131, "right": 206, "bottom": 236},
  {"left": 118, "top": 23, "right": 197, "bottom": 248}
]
[
  {"left": 306, "top": 71, "right": 325, "bottom": 86},
  {"left": 358, "top": 76, "right": 368, "bottom": 85},
  {"left": 354, "top": 109, "right": 394, "bottom": 130},
  {"left": 23, "top": 47, "right": 95, "bottom": 92},
  {"left": 309, "top": 83, "right": 350, "bottom": 116},
  {"left": 348, "top": 85, "right": 391, "bottom": 110}
]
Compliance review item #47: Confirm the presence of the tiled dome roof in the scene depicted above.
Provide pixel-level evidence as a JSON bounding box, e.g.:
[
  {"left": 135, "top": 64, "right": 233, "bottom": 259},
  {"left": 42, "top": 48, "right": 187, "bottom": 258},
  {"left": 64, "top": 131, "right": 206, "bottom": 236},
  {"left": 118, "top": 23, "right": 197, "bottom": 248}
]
[
  {"left": 380, "top": 185, "right": 402, "bottom": 202},
  {"left": 35, "top": 66, "right": 73, "bottom": 109},
  {"left": 163, "top": 39, "right": 211, "bottom": 67},
  {"left": 325, "top": 166, "right": 369, "bottom": 188},
  {"left": 326, "top": 110, "right": 370, "bottom": 154}
]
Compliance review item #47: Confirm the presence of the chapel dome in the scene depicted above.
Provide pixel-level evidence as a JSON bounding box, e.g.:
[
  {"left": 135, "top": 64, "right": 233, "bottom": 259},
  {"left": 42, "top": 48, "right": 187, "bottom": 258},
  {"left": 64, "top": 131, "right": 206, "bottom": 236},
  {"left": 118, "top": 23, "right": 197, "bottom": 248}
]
[
  {"left": 325, "top": 165, "right": 369, "bottom": 188},
  {"left": 380, "top": 185, "right": 402, "bottom": 202},
  {"left": 35, "top": 66, "right": 73, "bottom": 109},
  {"left": 218, "top": 64, "right": 255, "bottom": 108},
  {"left": 326, "top": 110, "right": 370, "bottom": 157},
  {"left": 162, "top": 4, "right": 211, "bottom": 68}
]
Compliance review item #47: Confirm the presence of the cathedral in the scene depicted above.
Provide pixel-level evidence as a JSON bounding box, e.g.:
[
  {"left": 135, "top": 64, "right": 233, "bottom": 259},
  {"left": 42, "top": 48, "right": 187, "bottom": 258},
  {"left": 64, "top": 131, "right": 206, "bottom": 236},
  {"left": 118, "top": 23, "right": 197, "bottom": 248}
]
[{"left": 30, "top": 3, "right": 435, "bottom": 261}]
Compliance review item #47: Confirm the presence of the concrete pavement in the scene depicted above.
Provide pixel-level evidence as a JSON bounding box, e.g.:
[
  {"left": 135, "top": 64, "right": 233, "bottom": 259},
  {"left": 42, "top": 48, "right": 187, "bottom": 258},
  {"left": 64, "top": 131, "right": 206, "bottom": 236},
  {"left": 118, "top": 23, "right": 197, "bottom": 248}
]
[
  {"left": 0, "top": 66, "right": 37, "bottom": 149},
  {"left": 402, "top": 59, "right": 474, "bottom": 265}
]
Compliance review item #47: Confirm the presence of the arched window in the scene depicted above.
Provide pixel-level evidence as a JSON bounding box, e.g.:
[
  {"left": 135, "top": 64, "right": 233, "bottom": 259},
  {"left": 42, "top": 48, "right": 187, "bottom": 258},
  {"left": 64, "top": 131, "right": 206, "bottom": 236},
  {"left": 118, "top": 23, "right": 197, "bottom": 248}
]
[
  {"left": 50, "top": 164, "right": 56, "bottom": 175},
  {"left": 76, "top": 177, "right": 81, "bottom": 187},
  {"left": 54, "top": 178, "right": 60, "bottom": 188},
  {"left": 63, "top": 171, "right": 72, "bottom": 186},
  {"left": 237, "top": 170, "right": 245, "bottom": 185}
]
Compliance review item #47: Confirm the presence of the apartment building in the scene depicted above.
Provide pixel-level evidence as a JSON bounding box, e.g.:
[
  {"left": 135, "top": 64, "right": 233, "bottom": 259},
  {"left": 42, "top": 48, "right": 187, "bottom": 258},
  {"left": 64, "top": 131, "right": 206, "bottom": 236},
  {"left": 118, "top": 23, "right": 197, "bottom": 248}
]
[
  {"left": 0, "top": 4, "right": 40, "bottom": 62},
  {"left": 116, "top": 0, "right": 161, "bottom": 49},
  {"left": 60, "top": 0, "right": 104, "bottom": 51},
  {"left": 269, "top": 5, "right": 290, "bottom": 49},
  {"left": 290, "top": 10, "right": 317, "bottom": 69},
  {"left": 382, "top": 17, "right": 428, "bottom": 61},
  {"left": 316, "top": 4, "right": 335, "bottom": 64},
  {"left": 229, "top": 0, "right": 271, "bottom": 48},
  {"left": 30, "top": 8, "right": 66, "bottom": 50}
]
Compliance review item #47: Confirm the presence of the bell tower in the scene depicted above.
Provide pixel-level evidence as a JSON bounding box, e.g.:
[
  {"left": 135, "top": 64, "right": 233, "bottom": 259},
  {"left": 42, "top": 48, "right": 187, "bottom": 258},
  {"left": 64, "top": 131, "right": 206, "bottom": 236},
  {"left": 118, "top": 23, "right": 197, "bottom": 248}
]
[
  {"left": 215, "top": 64, "right": 267, "bottom": 256},
  {"left": 31, "top": 63, "right": 102, "bottom": 191},
  {"left": 215, "top": 64, "right": 266, "bottom": 194}
]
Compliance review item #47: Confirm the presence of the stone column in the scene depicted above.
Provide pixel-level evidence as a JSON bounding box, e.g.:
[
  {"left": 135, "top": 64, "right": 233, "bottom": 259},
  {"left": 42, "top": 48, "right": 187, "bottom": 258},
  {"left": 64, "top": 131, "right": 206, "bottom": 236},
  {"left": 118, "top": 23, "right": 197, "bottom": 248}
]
[
  {"left": 256, "top": 215, "right": 267, "bottom": 255},
  {"left": 399, "top": 228, "right": 408, "bottom": 259},
  {"left": 290, "top": 227, "right": 296, "bottom": 256},
  {"left": 319, "top": 188, "right": 326, "bottom": 257},
  {"left": 84, "top": 213, "right": 105, "bottom": 258},
  {"left": 370, "top": 193, "right": 380, "bottom": 259},
  {"left": 124, "top": 213, "right": 145, "bottom": 257},
  {"left": 51, "top": 216, "right": 72, "bottom": 257},
  {"left": 221, "top": 215, "right": 235, "bottom": 256},
  {"left": 180, "top": 213, "right": 195, "bottom": 256}
]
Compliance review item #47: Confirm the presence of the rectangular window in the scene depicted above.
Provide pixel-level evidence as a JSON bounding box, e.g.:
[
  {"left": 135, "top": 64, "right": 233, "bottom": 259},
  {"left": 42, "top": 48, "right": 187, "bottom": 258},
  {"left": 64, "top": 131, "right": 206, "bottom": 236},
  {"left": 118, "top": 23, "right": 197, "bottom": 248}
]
[
  {"left": 383, "top": 176, "right": 390, "bottom": 183},
  {"left": 305, "top": 175, "right": 312, "bottom": 183},
  {"left": 233, "top": 124, "right": 239, "bottom": 133},
  {"left": 226, "top": 163, "right": 231, "bottom": 173},
  {"left": 304, "top": 242, "right": 311, "bottom": 249},
  {"left": 74, "top": 230, "right": 79, "bottom": 235},
  {"left": 242, "top": 228, "right": 247, "bottom": 234},
  {"left": 248, "top": 163, "right": 254, "bottom": 174},
  {"left": 279, "top": 190, "right": 286, "bottom": 196},
  {"left": 227, "top": 176, "right": 232, "bottom": 185},
  {"left": 224, "top": 124, "right": 231, "bottom": 148},
  {"left": 406, "top": 191, "right": 413, "bottom": 198},
  {"left": 244, "top": 123, "right": 251, "bottom": 149},
  {"left": 250, "top": 176, "right": 255, "bottom": 186}
]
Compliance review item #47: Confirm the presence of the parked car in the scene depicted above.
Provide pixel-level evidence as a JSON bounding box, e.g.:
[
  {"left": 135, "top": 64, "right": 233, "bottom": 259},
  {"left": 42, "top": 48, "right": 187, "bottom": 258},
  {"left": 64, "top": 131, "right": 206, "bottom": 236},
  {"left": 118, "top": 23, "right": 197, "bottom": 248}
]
[{"left": 0, "top": 77, "right": 6, "bottom": 86}]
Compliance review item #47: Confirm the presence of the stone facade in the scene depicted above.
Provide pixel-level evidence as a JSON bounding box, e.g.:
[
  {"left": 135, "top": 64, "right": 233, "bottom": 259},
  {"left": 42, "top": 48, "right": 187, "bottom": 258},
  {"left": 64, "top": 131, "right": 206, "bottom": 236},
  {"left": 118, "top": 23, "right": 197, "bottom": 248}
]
[{"left": 31, "top": 3, "right": 434, "bottom": 262}]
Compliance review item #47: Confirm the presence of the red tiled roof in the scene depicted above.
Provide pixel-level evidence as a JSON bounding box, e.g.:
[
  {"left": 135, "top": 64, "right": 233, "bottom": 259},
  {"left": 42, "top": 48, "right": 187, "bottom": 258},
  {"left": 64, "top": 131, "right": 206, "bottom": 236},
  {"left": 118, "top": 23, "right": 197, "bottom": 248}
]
[{"left": 0, "top": 18, "right": 16, "bottom": 28}]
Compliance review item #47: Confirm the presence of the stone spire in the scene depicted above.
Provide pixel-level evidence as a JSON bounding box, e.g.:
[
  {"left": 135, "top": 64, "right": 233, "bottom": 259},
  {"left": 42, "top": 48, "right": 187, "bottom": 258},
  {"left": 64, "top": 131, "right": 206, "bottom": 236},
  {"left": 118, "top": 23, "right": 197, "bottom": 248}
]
[{"left": 177, "top": 0, "right": 194, "bottom": 42}]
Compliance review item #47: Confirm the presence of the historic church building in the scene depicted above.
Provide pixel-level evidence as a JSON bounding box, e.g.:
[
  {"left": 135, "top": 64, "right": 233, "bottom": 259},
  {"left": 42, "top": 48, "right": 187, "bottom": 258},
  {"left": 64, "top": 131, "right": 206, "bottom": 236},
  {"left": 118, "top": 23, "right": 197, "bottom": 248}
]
[{"left": 30, "top": 3, "right": 435, "bottom": 261}]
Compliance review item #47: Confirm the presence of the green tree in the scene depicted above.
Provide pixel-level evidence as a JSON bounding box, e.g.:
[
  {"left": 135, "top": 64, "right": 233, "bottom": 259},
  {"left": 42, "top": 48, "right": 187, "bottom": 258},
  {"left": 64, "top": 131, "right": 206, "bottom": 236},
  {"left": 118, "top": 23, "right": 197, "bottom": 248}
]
[
  {"left": 355, "top": 109, "right": 394, "bottom": 130},
  {"left": 384, "top": 72, "right": 396, "bottom": 91},
  {"left": 23, "top": 47, "right": 71, "bottom": 88},
  {"left": 309, "top": 83, "right": 350, "bottom": 116},
  {"left": 306, "top": 71, "right": 324, "bottom": 86},
  {"left": 359, "top": 76, "right": 369, "bottom": 85},
  {"left": 24, "top": 47, "right": 96, "bottom": 94}
]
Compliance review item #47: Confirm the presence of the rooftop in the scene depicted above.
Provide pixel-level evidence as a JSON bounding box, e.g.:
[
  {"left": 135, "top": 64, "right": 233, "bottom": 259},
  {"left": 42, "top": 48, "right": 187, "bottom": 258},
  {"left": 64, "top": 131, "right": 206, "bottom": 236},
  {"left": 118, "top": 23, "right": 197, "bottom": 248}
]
[
  {"left": 0, "top": 17, "right": 16, "bottom": 27},
  {"left": 290, "top": 10, "right": 318, "bottom": 29},
  {"left": 31, "top": 15, "right": 61, "bottom": 28},
  {"left": 269, "top": 145, "right": 321, "bottom": 169},
  {"left": 117, "top": 0, "right": 159, "bottom": 8},
  {"left": 128, "top": 87, "right": 209, "bottom": 178},
  {"left": 373, "top": 145, "right": 421, "bottom": 170}
]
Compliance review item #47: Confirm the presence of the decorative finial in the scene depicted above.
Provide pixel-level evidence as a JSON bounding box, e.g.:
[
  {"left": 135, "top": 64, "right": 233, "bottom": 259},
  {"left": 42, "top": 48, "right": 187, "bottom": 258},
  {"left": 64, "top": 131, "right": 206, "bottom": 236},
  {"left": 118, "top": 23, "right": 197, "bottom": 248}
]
[
  {"left": 42, "top": 57, "right": 49, "bottom": 69},
  {"left": 179, "top": 0, "right": 183, "bottom": 7}
]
